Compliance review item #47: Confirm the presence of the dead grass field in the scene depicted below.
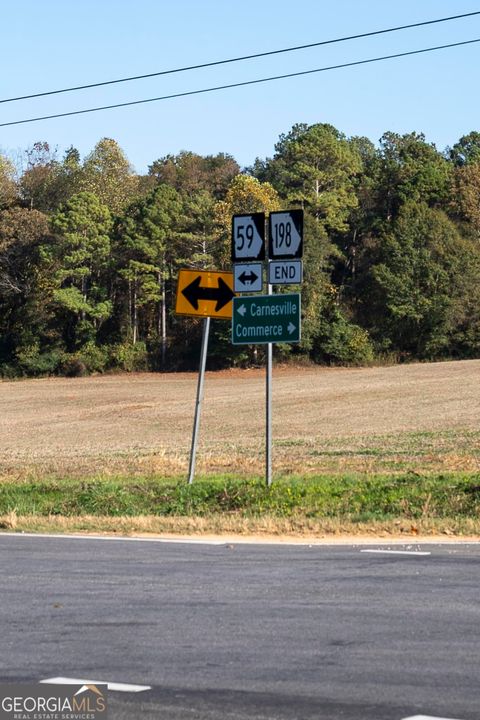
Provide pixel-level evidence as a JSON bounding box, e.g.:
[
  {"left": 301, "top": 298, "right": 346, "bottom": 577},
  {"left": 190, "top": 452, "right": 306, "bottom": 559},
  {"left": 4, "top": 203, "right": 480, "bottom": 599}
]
[
  {"left": 3, "top": 511, "right": 480, "bottom": 541},
  {"left": 2, "top": 359, "right": 480, "bottom": 480}
]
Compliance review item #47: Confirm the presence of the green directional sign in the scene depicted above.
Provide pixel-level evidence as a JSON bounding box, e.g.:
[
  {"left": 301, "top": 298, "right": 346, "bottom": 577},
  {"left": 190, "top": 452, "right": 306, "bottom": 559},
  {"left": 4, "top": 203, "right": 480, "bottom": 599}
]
[{"left": 232, "top": 293, "right": 301, "bottom": 345}]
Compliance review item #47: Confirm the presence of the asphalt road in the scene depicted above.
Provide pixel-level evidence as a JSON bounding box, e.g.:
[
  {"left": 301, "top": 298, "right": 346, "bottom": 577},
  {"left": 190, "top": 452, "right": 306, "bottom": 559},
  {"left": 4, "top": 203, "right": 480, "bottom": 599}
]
[{"left": 0, "top": 534, "right": 479, "bottom": 720}]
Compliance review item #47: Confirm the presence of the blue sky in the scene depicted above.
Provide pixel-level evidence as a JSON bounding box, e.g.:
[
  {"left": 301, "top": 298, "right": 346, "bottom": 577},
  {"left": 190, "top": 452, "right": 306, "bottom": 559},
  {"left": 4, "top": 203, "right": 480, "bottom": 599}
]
[{"left": 1, "top": 0, "right": 479, "bottom": 173}]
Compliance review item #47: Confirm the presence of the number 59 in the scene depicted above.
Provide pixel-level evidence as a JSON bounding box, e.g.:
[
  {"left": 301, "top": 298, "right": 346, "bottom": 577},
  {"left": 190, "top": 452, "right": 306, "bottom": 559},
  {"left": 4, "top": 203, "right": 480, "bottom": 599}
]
[{"left": 236, "top": 224, "right": 255, "bottom": 250}]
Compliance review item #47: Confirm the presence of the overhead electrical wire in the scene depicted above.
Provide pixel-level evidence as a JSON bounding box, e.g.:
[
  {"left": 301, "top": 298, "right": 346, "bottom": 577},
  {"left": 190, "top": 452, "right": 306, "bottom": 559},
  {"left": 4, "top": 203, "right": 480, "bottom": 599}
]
[
  {"left": 1, "top": 38, "right": 479, "bottom": 128},
  {"left": 0, "top": 10, "right": 479, "bottom": 105}
]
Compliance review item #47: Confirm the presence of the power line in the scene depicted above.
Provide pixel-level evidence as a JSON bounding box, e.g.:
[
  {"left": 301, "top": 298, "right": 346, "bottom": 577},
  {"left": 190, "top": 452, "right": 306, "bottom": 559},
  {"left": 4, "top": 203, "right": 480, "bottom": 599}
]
[
  {"left": 1, "top": 37, "right": 478, "bottom": 128},
  {"left": 1, "top": 10, "right": 479, "bottom": 105}
]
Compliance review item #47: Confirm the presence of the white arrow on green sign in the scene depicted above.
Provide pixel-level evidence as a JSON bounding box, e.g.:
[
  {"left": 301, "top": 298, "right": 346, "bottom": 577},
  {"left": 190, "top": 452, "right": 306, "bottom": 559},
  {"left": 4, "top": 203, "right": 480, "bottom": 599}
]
[{"left": 232, "top": 294, "right": 301, "bottom": 345}]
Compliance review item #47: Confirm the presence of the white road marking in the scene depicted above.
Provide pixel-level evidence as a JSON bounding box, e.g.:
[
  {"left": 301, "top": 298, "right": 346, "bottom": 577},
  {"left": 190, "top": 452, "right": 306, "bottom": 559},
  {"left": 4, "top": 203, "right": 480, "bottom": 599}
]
[
  {"left": 0, "top": 531, "right": 324, "bottom": 546},
  {"left": 1, "top": 531, "right": 480, "bottom": 547},
  {"left": 402, "top": 715, "right": 465, "bottom": 719},
  {"left": 361, "top": 549, "right": 431, "bottom": 556},
  {"left": 0, "top": 532, "right": 225, "bottom": 545},
  {"left": 40, "top": 677, "right": 151, "bottom": 693}
]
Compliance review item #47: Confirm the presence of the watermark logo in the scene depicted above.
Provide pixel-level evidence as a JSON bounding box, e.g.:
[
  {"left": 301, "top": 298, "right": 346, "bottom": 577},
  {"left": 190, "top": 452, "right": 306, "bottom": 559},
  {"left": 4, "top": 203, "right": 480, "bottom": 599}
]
[{"left": 0, "top": 683, "right": 107, "bottom": 719}]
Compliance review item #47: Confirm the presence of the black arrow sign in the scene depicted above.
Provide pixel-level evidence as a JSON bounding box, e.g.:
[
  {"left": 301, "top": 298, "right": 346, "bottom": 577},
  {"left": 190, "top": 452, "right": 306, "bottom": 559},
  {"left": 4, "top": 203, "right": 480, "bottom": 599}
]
[
  {"left": 181, "top": 275, "right": 234, "bottom": 312},
  {"left": 238, "top": 271, "right": 259, "bottom": 285}
]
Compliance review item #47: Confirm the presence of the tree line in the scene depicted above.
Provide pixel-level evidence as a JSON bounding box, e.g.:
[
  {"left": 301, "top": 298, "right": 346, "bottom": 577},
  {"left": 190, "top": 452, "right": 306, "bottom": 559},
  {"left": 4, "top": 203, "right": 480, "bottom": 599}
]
[{"left": 1, "top": 124, "right": 480, "bottom": 376}]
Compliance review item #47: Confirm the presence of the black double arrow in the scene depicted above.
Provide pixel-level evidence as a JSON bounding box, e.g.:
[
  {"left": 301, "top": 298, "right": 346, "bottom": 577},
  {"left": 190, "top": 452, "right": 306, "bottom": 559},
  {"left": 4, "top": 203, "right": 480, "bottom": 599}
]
[
  {"left": 238, "top": 270, "right": 259, "bottom": 286},
  {"left": 181, "top": 275, "right": 235, "bottom": 312}
]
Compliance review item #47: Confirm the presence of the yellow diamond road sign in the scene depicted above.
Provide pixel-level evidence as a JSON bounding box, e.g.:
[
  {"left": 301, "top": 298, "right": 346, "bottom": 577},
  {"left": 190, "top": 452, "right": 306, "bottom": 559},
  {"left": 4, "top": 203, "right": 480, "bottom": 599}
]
[{"left": 176, "top": 269, "right": 235, "bottom": 319}]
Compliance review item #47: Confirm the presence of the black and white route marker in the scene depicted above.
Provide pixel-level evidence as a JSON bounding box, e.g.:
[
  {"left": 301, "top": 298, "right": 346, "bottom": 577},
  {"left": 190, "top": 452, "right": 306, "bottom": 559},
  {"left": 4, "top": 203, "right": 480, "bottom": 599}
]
[
  {"left": 268, "top": 209, "right": 303, "bottom": 259},
  {"left": 233, "top": 262, "right": 263, "bottom": 293},
  {"left": 231, "top": 213, "right": 265, "bottom": 261}
]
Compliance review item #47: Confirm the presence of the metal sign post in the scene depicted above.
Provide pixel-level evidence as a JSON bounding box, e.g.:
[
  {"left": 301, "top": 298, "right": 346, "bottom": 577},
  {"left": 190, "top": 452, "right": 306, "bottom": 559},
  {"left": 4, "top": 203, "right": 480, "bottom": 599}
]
[
  {"left": 232, "top": 291, "right": 301, "bottom": 487},
  {"left": 176, "top": 267, "right": 236, "bottom": 484},
  {"left": 188, "top": 316, "right": 211, "bottom": 484},
  {"left": 266, "top": 282, "right": 273, "bottom": 487},
  {"left": 265, "top": 209, "right": 304, "bottom": 486},
  {"left": 231, "top": 208, "right": 304, "bottom": 487}
]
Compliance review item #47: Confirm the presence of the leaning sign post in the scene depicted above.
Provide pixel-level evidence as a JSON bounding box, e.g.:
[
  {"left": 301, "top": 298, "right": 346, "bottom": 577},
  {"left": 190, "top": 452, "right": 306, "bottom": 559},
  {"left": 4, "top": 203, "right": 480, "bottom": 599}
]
[
  {"left": 231, "top": 209, "right": 303, "bottom": 486},
  {"left": 175, "top": 269, "right": 235, "bottom": 483}
]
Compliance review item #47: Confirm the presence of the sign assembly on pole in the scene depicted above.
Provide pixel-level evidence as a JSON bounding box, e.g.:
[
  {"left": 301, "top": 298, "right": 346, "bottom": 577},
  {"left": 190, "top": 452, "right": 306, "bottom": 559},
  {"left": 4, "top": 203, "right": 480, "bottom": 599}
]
[
  {"left": 177, "top": 208, "right": 304, "bottom": 486},
  {"left": 176, "top": 269, "right": 235, "bottom": 319},
  {"left": 233, "top": 262, "right": 263, "bottom": 293},
  {"left": 268, "top": 209, "right": 303, "bottom": 259},
  {"left": 175, "top": 268, "right": 236, "bottom": 482},
  {"left": 232, "top": 294, "right": 301, "bottom": 345},
  {"left": 268, "top": 259, "right": 303, "bottom": 285},
  {"left": 231, "top": 213, "right": 266, "bottom": 261}
]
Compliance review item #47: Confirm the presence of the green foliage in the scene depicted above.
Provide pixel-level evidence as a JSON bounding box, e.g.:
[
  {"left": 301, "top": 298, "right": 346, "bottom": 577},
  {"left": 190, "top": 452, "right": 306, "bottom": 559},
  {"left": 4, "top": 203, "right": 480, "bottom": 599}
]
[
  {"left": 76, "top": 341, "right": 109, "bottom": 372},
  {"left": 80, "top": 138, "right": 139, "bottom": 214},
  {"left": 114, "top": 183, "right": 184, "bottom": 360},
  {"left": 3, "top": 127, "right": 480, "bottom": 375},
  {"left": 108, "top": 341, "right": 148, "bottom": 372},
  {"left": 1, "top": 473, "right": 480, "bottom": 521},
  {"left": 0, "top": 207, "right": 56, "bottom": 371},
  {"left": 364, "top": 203, "right": 474, "bottom": 358},
  {"left": 50, "top": 191, "right": 113, "bottom": 349},
  {"left": 376, "top": 132, "right": 452, "bottom": 219},
  {"left": 61, "top": 342, "right": 109, "bottom": 376},
  {"left": 312, "top": 302, "right": 374, "bottom": 365},
  {"left": 449, "top": 131, "right": 480, "bottom": 166},
  {"left": 256, "top": 123, "right": 362, "bottom": 232},
  {"left": 16, "top": 343, "right": 64, "bottom": 376}
]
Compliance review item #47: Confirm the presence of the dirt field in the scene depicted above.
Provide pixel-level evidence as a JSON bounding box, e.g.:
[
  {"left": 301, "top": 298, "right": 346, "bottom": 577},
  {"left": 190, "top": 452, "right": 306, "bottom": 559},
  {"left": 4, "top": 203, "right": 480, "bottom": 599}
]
[{"left": 2, "top": 359, "right": 480, "bottom": 479}]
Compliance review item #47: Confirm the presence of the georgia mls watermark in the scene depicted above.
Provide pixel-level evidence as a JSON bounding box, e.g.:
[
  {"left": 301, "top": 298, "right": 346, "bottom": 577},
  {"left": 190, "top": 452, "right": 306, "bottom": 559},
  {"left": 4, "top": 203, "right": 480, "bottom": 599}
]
[{"left": 0, "top": 683, "right": 107, "bottom": 720}]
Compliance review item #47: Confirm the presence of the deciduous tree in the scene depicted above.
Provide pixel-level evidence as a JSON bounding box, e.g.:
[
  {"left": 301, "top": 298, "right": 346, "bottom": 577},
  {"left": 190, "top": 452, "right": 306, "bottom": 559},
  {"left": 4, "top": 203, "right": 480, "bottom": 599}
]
[
  {"left": 148, "top": 151, "right": 239, "bottom": 199},
  {"left": 0, "top": 154, "right": 18, "bottom": 209},
  {"left": 80, "top": 138, "right": 139, "bottom": 214}
]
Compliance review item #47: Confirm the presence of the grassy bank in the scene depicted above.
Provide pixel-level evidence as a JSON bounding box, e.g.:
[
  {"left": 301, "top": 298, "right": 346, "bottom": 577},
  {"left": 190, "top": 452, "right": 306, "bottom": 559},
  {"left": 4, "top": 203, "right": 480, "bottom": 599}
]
[{"left": 0, "top": 472, "right": 479, "bottom": 536}]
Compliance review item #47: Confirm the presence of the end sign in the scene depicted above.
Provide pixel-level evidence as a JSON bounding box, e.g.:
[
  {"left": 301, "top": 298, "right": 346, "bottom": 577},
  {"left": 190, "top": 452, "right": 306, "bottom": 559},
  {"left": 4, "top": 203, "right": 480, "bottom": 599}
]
[{"left": 268, "top": 259, "right": 303, "bottom": 285}]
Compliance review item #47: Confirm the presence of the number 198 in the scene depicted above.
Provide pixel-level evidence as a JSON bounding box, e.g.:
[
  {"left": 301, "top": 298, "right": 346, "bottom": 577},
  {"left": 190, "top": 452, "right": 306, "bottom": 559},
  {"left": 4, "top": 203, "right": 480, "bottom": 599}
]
[{"left": 273, "top": 221, "right": 292, "bottom": 249}]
